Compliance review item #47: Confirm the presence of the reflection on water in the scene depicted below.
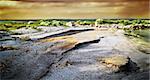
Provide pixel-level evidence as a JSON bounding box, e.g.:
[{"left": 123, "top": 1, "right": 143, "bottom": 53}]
[{"left": 0, "top": 0, "right": 149, "bottom": 19}]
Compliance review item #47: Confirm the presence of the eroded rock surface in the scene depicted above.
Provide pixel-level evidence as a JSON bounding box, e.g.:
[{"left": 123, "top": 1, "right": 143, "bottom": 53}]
[
  {"left": 12, "top": 27, "right": 38, "bottom": 34},
  {"left": 0, "top": 29, "right": 149, "bottom": 80},
  {"left": 11, "top": 27, "right": 94, "bottom": 40},
  {"left": 0, "top": 29, "right": 100, "bottom": 80},
  {"left": 41, "top": 30, "right": 149, "bottom": 80},
  {"left": 97, "top": 54, "right": 139, "bottom": 72}
]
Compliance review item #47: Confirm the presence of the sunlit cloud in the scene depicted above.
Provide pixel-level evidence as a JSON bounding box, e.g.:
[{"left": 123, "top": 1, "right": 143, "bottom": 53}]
[{"left": 0, "top": 0, "right": 149, "bottom": 19}]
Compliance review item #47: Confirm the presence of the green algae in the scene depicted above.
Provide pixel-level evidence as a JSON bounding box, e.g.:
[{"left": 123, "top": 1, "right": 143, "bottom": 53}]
[{"left": 125, "top": 29, "right": 150, "bottom": 54}]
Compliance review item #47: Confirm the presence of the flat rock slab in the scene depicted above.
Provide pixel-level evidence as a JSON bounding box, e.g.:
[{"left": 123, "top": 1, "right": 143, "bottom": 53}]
[
  {"left": 11, "top": 28, "right": 94, "bottom": 40},
  {"left": 41, "top": 30, "right": 148, "bottom": 80},
  {"left": 41, "top": 30, "right": 101, "bottom": 44},
  {"left": 71, "top": 31, "right": 102, "bottom": 43},
  {"left": 1, "top": 29, "right": 149, "bottom": 80},
  {"left": 0, "top": 38, "right": 77, "bottom": 80},
  {"left": 0, "top": 29, "right": 100, "bottom": 80},
  {"left": 37, "top": 26, "right": 65, "bottom": 32},
  {"left": 12, "top": 27, "right": 38, "bottom": 34},
  {"left": 122, "top": 70, "right": 150, "bottom": 80}
]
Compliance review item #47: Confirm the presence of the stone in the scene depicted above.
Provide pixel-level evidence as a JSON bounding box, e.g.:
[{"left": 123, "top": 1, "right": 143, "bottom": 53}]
[
  {"left": 0, "top": 33, "right": 101, "bottom": 80},
  {"left": 122, "top": 70, "right": 149, "bottom": 80},
  {"left": 0, "top": 46, "right": 17, "bottom": 51},
  {"left": 20, "top": 35, "right": 30, "bottom": 41},
  {"left": 66, "top": 21, "right": 75, "bottom": 27},
  {"left": 100, "top": 55, "right": 129, "bottom": 66},
  {"left": 12, "top": 27, "right": 38, "bottom": 34},
  {"left": 138, "top": 45, "right": 150, "bottom": 54},
  {"left": 11, "top": 28, "right": 94, "bottom": 40},
  {"left": 97, "top": 54, "right": 139, "bottom": 72},
  {"left": 37, "top": 26, "right": 65, "bottom": 32},
  {"left": 0, "top": 61, "right": 8, "bottom": 73},
  {"left": 41, "top": 36, "right": 78, "bottom": 53}
]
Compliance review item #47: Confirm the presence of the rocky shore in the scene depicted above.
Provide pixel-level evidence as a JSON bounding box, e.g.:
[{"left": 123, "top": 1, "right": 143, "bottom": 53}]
[{"left": 0, "top": 26, "right": 149, "bottom": 80}]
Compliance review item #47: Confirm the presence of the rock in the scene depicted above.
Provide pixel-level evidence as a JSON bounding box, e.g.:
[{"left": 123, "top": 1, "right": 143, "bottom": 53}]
[
  {"left": 41, "top": 36, "right": 78, "bottom": 53},
  {"left": 0, "top": 33, "right": 100, "bottom": 80},
  {"left": 0, "top": 31, "right": 10, "bottom": 38},
  {"left": 30, "top": 28, "right": 94, "bottom": 40},
  {"left": 0, "top": 61, "right": 8, "bottom": 73},
  {"left": 97, "top": 54, "right": 139, "bottom": 72},
  {"left": 124, "top": 25, "right": 131, "bottom": 28},
  {"left": 1, "top": 40, "right": 20, "bottom": 46},
  {"left": 66, "top": 21, "right": 75, "bottom": 27},
  {"left": 100, "top": 55, "right": 128, "bottom": 66},
  {"left": 0, "top": 41, "right": 64, "bottom": 80},
  {"left": 0, "top": 31, "right": 15, "bottom": 42},
  {"left": 138, "top": 46, "right": 150, "bottom": 54},
  {"left": 122, "top": 70, "right": 149, "bottom": 80},
  {"left": 11, "top": 28, "right": 94, "bottom": 40},
  {"left": 41, "top": 36, "right": 77, "bottom": 43},
  {"left": 19, "top": 35, "right": 31, "bottom": 41},
  {"left": 12, "top": 27, "right": 38, "bottom": 34},
  {"left": 37, "top": 26, "right": 65, "bottom": 32},
  {"left": 2, "top": 29, "right": 147, "bottom": 80},
  {"left": 71, "top": 30, "right": 101, "bottom": 43},
  {"left": 0, "top": 36, "right": 15, "bottom": 41},
  {"left": 0, "top": 46, "right": 18, "bottom": 51}
]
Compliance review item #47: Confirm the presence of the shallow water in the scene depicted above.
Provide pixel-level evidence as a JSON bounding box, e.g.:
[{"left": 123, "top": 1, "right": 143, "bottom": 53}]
[{"left": 133, "top": 29, "right": 150, "bottom": 42}]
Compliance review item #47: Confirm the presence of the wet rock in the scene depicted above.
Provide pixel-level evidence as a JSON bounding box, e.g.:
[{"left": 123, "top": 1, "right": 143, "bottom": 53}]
[
  {"left": 19, "top": 35, "right": 31, "bottom": 41},
  {"left": 0, "top": 46, "right": 18, "bottom": 51},
  {"left": 0, "top": 33, "right": 100, "bottom": 80},
  {"left": 138, "top": 46, "right": 150, "bottom": 54},
  {"left": 0, "top": 42, "right": 60, "bottom": 80},
  {"left": 1, "top": 29, "right": 148, "bottom": 80},
  {"left": 0, "top": 37, "right": 15, "bottom": 42},
  {"left": 0, "top": 31, "right": 10, "bottom": 38},
  {"left": 0, "top": 31, "right": 16, "bottom": 42},
  {"left": 122, "top": 70, "right": 149, "bottom": 80},
  {"left": 98, "top": 72, "right": 126, "bottom": 80},
  {"left": 0, "top": 61, "right": 9, "bottom": 73}
]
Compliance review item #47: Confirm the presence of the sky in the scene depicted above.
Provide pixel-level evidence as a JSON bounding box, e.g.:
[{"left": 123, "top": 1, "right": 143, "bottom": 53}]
[{"left": 0, "top": 0, "right": 149, "bottom": 19}]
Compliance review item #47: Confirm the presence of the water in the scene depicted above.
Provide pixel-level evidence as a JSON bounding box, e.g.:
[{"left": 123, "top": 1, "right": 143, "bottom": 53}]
[{"left": 133, "top": 29, "right": 150, "bottom": 42}]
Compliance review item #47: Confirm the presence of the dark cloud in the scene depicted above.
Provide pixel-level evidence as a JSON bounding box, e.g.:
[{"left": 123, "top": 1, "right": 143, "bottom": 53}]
[
  {"left": 0, "top": 0, "right": 149, "bottom": 19},
  {"left": 119, "top": 0, "right": 149, "bottom": 17}
]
